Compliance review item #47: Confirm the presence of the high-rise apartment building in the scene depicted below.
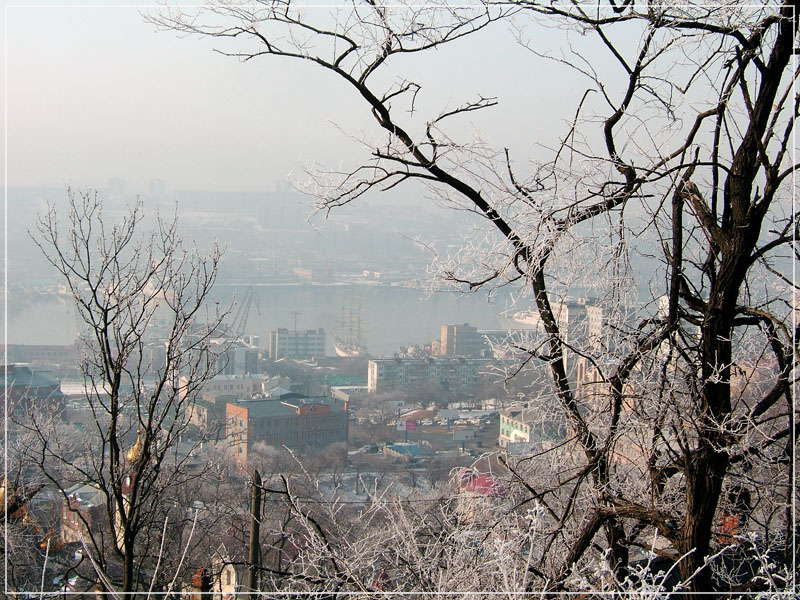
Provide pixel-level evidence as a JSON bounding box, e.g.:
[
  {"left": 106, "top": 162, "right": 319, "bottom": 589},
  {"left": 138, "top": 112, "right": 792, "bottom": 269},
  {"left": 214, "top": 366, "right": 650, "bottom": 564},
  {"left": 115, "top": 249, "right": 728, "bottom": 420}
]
[{"left": 440, "top": 323, "right": 483, "bottom": 357}]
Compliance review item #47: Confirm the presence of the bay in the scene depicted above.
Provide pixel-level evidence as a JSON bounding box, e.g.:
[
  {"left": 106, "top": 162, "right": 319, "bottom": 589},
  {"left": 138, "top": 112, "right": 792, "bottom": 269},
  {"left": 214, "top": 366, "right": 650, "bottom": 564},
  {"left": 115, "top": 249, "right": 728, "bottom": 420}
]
[{"left": 5, "top": 283, "right": 513, "bottom": 357}]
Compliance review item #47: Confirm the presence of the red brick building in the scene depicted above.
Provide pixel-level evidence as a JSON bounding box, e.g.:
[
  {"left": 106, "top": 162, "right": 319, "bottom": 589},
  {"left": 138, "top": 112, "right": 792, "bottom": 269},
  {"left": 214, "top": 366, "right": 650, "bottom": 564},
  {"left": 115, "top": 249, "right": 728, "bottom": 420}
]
[{"left": 225, "top": 395, "right": 348, "bottom": 468}]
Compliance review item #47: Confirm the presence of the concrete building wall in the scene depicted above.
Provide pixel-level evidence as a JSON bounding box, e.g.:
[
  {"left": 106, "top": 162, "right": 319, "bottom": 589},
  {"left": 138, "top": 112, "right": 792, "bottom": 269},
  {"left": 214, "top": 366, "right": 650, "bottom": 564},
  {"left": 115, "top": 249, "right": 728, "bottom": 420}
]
[
  {"left": 268, "top": 328, "right": 326, "bottom": 360},
  {"left": 226, "top": 404, "right": 250, "bottom": 468},
  {"left": 499, "top": 405, "right": 567, "bottom": 450},
  {"left": 367, "top": 358, "right": 488, "bottom": 394},
  {"left": 498, "top": 411, "right": 531, "bottom": 448},
  {"left": 180, "top": 374, "right": 265, "bottom": 401},
  {"left": 225, "top": 397, "right": 348, "bottom": 467},
  {"left": 440, "top": 324, "right": 481, "bottom": 356}
]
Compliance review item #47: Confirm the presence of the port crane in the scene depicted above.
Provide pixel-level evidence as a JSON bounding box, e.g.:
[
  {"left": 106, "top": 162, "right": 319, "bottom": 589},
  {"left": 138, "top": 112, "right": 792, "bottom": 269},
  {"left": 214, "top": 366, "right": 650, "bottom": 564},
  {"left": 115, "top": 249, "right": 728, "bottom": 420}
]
[{"left": 229, "top": 286, "right": 260, "bottom": 341}]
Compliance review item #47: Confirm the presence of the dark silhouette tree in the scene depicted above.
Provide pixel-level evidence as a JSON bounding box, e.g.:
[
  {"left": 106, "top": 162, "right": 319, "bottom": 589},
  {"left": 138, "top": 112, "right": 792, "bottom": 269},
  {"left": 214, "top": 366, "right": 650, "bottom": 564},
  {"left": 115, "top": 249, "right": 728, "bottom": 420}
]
[{"left": 151, "top": 1, "right": 797, "bottom": 594}]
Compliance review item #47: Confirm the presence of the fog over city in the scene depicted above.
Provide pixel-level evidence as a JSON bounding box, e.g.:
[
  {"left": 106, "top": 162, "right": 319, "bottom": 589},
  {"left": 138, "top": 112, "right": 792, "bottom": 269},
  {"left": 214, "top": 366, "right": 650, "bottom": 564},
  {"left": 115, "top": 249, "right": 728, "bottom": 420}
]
[
  {"left": 3, "top": 2, "right": 796, "bottom": 598},
  {"left": 5, "top": 3, "right": 569, "bottom": 353}
]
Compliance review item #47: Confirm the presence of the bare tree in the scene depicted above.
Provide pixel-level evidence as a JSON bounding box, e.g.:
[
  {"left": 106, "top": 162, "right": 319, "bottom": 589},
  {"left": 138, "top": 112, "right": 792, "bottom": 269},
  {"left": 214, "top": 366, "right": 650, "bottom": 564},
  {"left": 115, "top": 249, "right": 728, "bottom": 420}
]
[
  {"left": 23, "top": 189, "right": 228, "bottom": 595},
  {"left": 150, "top": 1, "right": 797, "bottom": 594},
  {"left": 0, "top": 418, "right": 47, "bottom": 592}
]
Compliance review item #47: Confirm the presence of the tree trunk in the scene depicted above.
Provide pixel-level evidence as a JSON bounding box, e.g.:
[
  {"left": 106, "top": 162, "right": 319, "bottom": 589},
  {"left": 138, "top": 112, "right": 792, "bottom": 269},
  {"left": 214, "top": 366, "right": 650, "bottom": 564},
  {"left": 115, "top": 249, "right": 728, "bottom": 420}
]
[
  {"left": 681, "top": 444, "right": 729, "bottom": 593},
  {"left": 248, "top": 470, "right": 262, "bottom": 594},
  {"left": 123, "top": 533, "right": 135, "bottom": 597}
]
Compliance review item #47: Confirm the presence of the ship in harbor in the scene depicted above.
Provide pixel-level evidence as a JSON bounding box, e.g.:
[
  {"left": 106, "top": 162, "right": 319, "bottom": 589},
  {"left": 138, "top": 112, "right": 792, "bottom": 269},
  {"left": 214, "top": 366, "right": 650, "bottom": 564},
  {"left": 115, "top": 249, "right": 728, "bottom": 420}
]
[
  {"left": 334, "top": 297, "right": 367, "bottom": 357},
  {"left": 334, "top": 339, "right": 366, "bottom": 358}
]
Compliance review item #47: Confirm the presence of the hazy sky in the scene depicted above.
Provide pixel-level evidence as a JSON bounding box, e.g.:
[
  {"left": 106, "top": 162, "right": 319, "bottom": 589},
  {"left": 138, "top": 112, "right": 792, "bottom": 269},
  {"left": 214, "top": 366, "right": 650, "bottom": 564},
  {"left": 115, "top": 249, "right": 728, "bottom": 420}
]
[
  {"left": 5, "top": 2, "right": 583, "bottom": 195},
  {"left": 7, "top": 3, "right": 348, "bottom": 192}
]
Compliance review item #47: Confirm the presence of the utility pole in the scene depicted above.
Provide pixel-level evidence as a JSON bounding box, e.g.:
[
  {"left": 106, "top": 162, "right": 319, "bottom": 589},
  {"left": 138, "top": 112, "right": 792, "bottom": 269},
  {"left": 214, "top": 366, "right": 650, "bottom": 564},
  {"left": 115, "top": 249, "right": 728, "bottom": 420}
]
[{"left": 248, "top": 470, "right": 262, "bottom": 594}]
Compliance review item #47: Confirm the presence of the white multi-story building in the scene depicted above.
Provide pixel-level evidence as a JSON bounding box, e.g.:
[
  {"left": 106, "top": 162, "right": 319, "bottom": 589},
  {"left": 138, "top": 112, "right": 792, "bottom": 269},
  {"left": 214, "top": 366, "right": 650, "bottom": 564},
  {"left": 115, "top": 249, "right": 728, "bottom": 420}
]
[
  {"left": 178, "top": 373, "right": 267, "bottom": 402},
  {"left": 268, "top": 328, "right": 326, "bottom": 360},
  {"left": 367, "top": 357, "right": 491, "bottom": 394}
]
